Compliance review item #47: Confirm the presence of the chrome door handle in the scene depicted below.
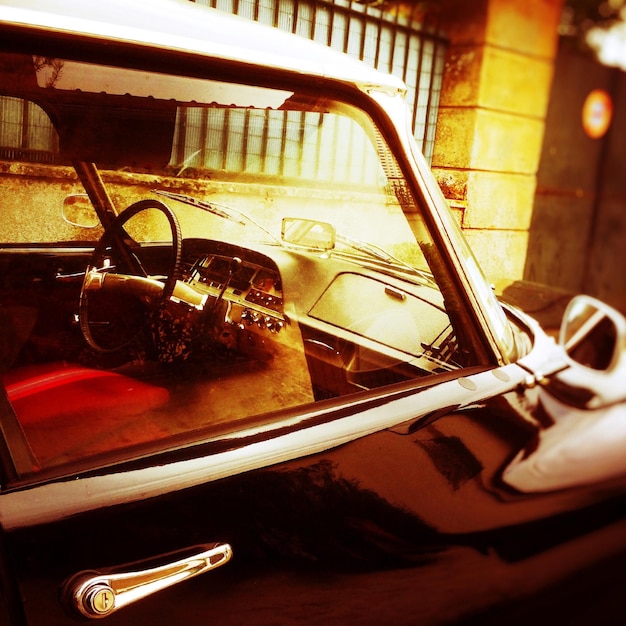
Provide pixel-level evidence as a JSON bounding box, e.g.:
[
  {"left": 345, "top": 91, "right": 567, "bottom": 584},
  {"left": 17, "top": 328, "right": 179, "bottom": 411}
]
[{"left": 64, "top": 542, "right": 232, "bottom": 619}]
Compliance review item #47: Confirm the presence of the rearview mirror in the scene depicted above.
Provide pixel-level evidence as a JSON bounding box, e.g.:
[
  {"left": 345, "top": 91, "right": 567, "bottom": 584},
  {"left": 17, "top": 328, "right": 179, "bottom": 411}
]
[
  {"left": 62, "top": 194, "right": 99, "bottom": 228},
  {"left": 281, "top": 218, "right": 335, "bottom": 252}
]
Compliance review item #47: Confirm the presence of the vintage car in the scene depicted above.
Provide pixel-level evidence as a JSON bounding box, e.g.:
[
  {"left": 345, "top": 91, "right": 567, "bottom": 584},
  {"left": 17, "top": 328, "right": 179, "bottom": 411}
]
[{"left": 0, "top": 0, "right": 625, "bottom": 624}]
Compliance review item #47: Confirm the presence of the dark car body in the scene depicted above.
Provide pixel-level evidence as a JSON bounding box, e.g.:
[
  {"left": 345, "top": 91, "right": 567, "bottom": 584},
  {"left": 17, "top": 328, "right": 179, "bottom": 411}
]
[{"left": 0, "top": 1, "right": 625, "bottom": 624}]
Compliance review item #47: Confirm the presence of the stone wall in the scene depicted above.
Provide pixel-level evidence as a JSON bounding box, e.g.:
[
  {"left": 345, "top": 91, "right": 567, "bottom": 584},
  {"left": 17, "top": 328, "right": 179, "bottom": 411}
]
[{"left": 430, "top": 0, "right": 565, "bottom": 283}]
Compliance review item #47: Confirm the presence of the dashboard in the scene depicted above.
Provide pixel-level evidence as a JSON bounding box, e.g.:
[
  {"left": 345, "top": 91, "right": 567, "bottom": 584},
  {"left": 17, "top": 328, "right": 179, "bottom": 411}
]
[
  {"left": 182, "top": 247, "right": 286, "bottom": 334},
  {"left": 171, "top": 238, "right": 460, "bottom": 399}
]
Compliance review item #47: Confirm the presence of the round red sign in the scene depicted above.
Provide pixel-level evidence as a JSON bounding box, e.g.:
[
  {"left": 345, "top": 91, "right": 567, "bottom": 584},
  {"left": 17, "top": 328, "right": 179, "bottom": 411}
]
[{"left": 582, "top": 89, "right": 613, "bottom": 139}]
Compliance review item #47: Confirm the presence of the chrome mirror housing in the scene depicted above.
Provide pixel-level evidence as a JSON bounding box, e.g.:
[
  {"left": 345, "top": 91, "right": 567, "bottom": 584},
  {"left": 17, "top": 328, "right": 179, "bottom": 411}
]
[
  {"left": 503, "top": 295, "right": 626, "bottom": 492},
  {"left": 555, "top": 295, "right": 626, "bottom": 408},
  {"left": 560, "top": 295, "right": 626, "bottom": 373}
]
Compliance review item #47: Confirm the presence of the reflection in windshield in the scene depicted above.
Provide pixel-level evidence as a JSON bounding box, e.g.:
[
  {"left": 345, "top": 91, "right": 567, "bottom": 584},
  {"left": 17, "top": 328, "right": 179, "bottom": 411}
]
[{"left": 12, "top": 54, "right": 439, "bottom": 276}]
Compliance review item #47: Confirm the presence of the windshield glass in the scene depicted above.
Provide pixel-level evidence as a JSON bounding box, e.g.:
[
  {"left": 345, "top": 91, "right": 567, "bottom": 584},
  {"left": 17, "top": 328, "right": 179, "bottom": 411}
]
[{"left": 0, "top": 53, "right": 497, "bottom": 475}]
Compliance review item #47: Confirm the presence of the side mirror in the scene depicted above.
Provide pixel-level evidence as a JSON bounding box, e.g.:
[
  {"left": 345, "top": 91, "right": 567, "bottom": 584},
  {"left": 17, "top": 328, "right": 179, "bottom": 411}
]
[
  {"left": 503, "top": 295, "right": 626, "bottom": 492},
  {"left": 62, "top": 194, "right": 99, "bottom": 228},
  {"left": 560, "top": 295, "right": 626, "bottom": 372},
  {"left": 552, "top": 295, "right": 626, "bottom": 409},
  {"left": 281, "top": 218, "right": 335, "bottom": 252}
]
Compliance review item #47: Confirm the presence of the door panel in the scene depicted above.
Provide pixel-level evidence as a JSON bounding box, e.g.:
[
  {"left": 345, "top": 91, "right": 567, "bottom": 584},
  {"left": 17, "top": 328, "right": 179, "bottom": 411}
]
[
  {"left": 1, "top": 339, "right": 623, "bottom": 624},
  {"left": 4, "top": 413, "right": 626, "bottom": 626},
  {"left": 0, "top": 364, "right": 527, "bottom": 624}
]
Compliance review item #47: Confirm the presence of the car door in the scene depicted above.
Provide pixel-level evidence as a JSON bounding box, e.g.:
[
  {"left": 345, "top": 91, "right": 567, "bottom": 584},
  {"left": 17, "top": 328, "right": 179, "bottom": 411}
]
[{"left": 0, "top": 355, "right": 549, "bottom": 626}]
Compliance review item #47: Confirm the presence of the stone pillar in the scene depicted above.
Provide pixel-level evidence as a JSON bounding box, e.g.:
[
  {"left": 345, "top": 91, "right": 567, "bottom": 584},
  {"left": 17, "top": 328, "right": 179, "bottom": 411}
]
[{"left": 431, "top": 0, "right": 564, "bottom": 282}]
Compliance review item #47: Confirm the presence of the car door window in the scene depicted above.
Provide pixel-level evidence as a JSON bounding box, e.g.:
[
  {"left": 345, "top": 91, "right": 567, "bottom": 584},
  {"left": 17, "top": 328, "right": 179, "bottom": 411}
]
[{"left": 0, "top": 55, "right": 490, "bottom": 478}]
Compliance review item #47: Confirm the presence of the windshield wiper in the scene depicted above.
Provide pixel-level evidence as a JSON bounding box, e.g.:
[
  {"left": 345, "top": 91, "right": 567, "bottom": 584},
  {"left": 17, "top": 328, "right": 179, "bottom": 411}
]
[
  {"left": 153, "top": 189, "right": 279, "bottom": 243},
  {"left": 155, "top": 189, "right": 244, "bottom": 225},
  {"left": 335, "top": 233, "right": 436, "bottom": 287},
  {"left": 336, "top": 233, "right": 397, "bottom": 264}
]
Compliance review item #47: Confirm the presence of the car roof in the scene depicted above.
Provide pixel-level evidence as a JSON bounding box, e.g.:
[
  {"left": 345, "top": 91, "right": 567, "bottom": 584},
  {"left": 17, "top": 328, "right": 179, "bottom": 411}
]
[{"left": 0, "top": 0, "right": 406, "bottom": 95}]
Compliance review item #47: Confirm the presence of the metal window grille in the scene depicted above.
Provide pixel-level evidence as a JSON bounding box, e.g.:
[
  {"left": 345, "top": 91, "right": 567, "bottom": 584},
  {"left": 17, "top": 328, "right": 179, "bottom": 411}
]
[
  {"left": 0, "top": 1, "right": 447, "bottom": 172},
  {"left": 175, "top": 0, "right": 447, "bottom": 185},
  {"left": 0, "top": 97, "right": 59, "bottom": 163},
  {"left": 173, "top": 106, "right": 383, "bottom": 186},
  {"left": 193, "top": 0, "right": 447, "bottom": 162}
]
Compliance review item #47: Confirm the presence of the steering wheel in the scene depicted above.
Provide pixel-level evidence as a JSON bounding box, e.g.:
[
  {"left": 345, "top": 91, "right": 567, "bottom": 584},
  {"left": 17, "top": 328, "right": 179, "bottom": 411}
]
[{"left": 79, "top": 199, "right": 182, "bottom": 352}]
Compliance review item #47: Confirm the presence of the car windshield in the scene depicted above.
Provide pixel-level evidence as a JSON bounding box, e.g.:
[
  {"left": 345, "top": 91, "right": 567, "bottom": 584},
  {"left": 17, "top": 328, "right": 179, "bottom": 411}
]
[
  {"left": 0, "top": 53, "right": 497, "bottom": 476},
  {"left": 4, "top": 58, "right": 433, "bottom": 261}
]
